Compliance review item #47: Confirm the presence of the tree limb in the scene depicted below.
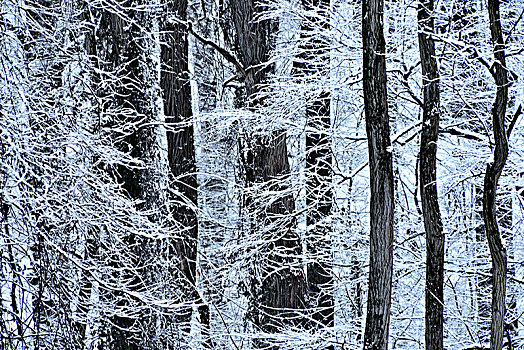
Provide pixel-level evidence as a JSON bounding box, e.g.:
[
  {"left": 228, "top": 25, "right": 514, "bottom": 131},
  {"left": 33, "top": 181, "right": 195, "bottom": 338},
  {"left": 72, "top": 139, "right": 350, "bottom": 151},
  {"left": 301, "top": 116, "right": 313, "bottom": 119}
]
[
  {"left": 506, "top": 104, "right": 522, "bottom": 139},
  {"left": 187, "top": 22, "right": 246, "bottom": 78}
]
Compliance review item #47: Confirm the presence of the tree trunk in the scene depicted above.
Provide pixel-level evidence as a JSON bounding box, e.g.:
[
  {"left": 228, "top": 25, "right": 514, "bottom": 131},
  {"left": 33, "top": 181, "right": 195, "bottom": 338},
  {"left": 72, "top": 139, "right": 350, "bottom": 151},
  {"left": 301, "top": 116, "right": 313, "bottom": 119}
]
[
  {"left": 417, "top": 1, "right": 444, "bottom": 350},
  {"left": 160, "top": 1, "right": 211, "bottom": 347},
  {"left": 482, "top": 1, "right": 509, "bottom": 349},
  {"left": 362, "top": 0, "right": 394, "bottom": 349},
  {"left": 293, "top": 0, "right": 334, "bottom": 335},
  {"left": 229, "top": 0, "right": 306, "bottom": 344},
  {"left": 94, "top": 2, "right": 162, "bottom": 348}
]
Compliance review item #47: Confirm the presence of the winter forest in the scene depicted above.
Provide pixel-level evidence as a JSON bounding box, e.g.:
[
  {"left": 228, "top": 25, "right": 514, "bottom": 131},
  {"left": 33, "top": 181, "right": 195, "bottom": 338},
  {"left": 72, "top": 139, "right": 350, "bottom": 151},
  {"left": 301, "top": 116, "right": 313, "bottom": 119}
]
[{"left": 1, "top": 0, "right": 524, "bottom": 349}]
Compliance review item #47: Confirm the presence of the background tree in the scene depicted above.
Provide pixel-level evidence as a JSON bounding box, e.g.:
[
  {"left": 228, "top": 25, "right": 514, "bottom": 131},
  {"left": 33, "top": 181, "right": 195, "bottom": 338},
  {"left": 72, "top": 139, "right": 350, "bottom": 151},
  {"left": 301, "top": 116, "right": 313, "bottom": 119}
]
[
  {"left": 417, "top": 1, "right": 444, "bottom": 350},
  {"left": 159, "top": 0, "right": 211, "bottom": 346},
  {"left": 228, "top": 0, "right": 307, "bottom": 344},
  {"left": 293, "top": 0, "right": 335, "bottom": 335}
]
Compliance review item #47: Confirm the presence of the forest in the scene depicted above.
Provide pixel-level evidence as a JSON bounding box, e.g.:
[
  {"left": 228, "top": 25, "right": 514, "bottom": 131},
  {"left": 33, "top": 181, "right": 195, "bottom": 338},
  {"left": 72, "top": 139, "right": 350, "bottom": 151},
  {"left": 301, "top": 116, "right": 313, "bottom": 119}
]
[{"left": 1, "top": 0, "right": 523, "bottom": 349}]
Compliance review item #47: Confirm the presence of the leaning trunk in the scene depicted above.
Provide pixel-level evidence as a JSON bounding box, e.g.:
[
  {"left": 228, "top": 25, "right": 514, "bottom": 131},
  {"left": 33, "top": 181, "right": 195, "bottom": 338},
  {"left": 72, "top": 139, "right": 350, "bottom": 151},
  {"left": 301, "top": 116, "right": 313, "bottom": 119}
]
[{"left": 482, "top": 1, "right": 509, "bottom": 349}]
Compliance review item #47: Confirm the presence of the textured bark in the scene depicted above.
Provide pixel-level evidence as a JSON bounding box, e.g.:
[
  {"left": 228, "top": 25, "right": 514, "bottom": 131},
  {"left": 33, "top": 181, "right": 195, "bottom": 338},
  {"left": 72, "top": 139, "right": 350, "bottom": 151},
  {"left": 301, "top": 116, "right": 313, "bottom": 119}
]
[
  {"left": 160, "top": 1, "right": 211, "bottom": 346},
  {"left": 106, "top": 10, "right": 144, "bottom": 350},
  {"left": 97, "top": 2, "right": 161, "bottom": 348},
  {"left": 362, "top": 0, "right": 394, "bottom": 349},
  {"left": 417, "top": 2, "right": 444, "bottom": 350},
  {"left": 475, "top": 185, "right": 491, "bottom": 343},
  {"left": 230, "top": 0, "right": 306, "bottom": 342},
  {"left": 293, "top": 0, "right": 334, "bottom": 337},
  {"left": 482, "top": 1, "right": 509, "bottom": 349}
]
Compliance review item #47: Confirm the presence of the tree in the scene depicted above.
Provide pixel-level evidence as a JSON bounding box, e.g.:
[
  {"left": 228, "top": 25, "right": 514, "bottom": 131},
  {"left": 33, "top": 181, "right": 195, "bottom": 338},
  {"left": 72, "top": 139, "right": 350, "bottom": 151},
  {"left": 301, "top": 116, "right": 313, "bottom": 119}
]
[
  {"left": 87, "top": 1, "right": 166, "bottom": 348},
  {"left": 362, "top": 0, "right": 395, "bottom": 349},
  {"left": 229, "top": 0, "right": 306, "bottom": 344},
  {"left": 482, "top": 0, "right": 511, "bottom": 349},
  {"left": 160, "top": 0, "right": 211, "bottom": 346},
  {"left": 293, "top": 0, "right": 334, "bottom": 335},
  {"left": 417, "top": 1, "right": 444, "bottom": 350}
]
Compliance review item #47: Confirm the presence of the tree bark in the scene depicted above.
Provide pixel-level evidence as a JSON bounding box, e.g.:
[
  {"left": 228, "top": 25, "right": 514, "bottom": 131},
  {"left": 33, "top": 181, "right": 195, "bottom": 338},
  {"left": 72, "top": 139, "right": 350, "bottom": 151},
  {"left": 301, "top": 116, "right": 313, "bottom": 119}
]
[
  {"left": 96, "top": 2, "right": 162, "bottom": 348},
  {"left": 482, "top": 1, "right": 509, "bottom": 349},
  {"left": 362, "top": 0, "right": 394, "bottom": 349},
  {"left": 417, "top": 1, "right": 444, "bottom": 350},
  {"left": 229, "top": 0, "right": 306, "bottom": 344},
  {"left": 160, "top": 1, "right": 211, "bottom": 347},
  {"left": 293, "top": 0, "right": 334, "bottom": 335}
]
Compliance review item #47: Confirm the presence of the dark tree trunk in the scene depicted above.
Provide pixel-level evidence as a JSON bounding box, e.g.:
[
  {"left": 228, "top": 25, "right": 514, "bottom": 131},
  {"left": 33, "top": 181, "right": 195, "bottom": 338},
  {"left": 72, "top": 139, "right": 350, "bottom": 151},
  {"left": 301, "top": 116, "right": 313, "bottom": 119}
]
[
  {"left": 475, "top": 186, "right": 491, "bottom": 343},
  {"left": 160, "top": 1, "right": 211, "bottom": 347},
  {"left": 293, "top": 0, "right": 334, "bottom": 335},
  {"left": 362, "top": 0, "right": 394, "bottom": 349},
  {"left": 482, "top": 1, "right": 509, "bottom": 349},
  {"left": 93, "top": 2, "right": 161, "bottom": 348},
  {"left": 229, "top": 0, "right": 306, "bottom": 343},
  {"left": 417, "top": 1, "right": 444, "bottom": 350}
]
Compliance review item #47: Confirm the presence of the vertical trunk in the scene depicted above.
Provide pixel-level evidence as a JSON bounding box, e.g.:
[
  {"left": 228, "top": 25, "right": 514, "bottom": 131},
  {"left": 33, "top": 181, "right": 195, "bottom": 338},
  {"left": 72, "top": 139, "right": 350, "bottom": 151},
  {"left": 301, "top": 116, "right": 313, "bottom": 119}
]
[
  {"left": 229, "top": 0, "right": 306, "bottom": 343},
  {"left": 95, "top": 2, "right": 161, "bottom": 348},
  {"left": 293, "top": 0, "right": 334, "bottom": 334},
  {"left": 475, "top": 185, "right": 491, "bottom": 343},
  {"left": 160, "top": 1, "right": 211, "bottom": 346},
  {"left": 107, "top": 11, "right": 143, "bottom": 349},
  {"left": 73, "top": 236, "right": 97, "bottom": 346},
  {"left": 362, "top": 0, "right": 394, "bottom": 349},
  {"left": 72, "top": 9, "right": 99, "bottom": 346},
  {"left": 417, "top": 1, "right": 444, "bottom": 350},
  {"left": 482, "top": 1, "right": 509, "bottom": 349}
]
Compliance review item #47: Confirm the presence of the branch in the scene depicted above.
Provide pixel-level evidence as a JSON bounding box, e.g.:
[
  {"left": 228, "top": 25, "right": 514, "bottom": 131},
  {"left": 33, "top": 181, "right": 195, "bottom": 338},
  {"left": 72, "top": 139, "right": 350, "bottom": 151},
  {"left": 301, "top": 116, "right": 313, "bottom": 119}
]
[
  {"left": 507, "top": 104, "right": 522, "bottom": 139},
  {"left": 469, "top": 47, "right": 496, "bottom": 78},
  {"left": 392, "top": 65, "right": 423, "bottom": 107},
  {"left": 337, "top": 122, "right": 422, "bottom": 183},
  {"left": 187, "top": 22, "right": 246, "bottom": 78},
  {"left": 439, "top": 126, "right": 487, "bottom": 142},
  {"left": 222, "top": 73, "right": 243, "bottom": 88},
  {"left": 505, "top": 7, "right": 524, "bottom": 44},
  {"left": 432, "top": 34, "right": 496, "bottom": 79}
]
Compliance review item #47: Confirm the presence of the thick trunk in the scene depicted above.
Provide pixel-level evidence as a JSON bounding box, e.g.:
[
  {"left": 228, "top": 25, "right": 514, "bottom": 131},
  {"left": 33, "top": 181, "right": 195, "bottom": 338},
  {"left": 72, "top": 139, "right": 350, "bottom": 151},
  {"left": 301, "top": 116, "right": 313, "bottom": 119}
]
[
  {"left": 230, "top": 0, "right": 306, "bottom": 342},
  {"left": 293, "top": 0, "right": 334, "bottom": 334},
  {"left": 417, "top": 1, "right": 444, "bottom": 350},
  {"left": 482, "top": 1, "right": 509, "bottom": 350},
  {"left": 362, "top": 0, "right": 394, "bottom": 349},
  {"left": 99, "top": 2, "right": 161, "bottom": 348},
  {"left": 160, "top": 1, "right": 210, "bottom": 346}
]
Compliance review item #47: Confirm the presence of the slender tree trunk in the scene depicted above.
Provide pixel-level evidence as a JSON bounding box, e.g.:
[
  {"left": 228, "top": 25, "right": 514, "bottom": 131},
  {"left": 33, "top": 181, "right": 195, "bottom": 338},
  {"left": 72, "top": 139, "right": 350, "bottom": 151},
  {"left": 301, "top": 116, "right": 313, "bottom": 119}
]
[
  {"left": 362, "top": 0, "right": 394, "bottom": 349},
  {"left": 73, "top": 236, "right": 97, "bottom": 346},
  {"left": 475, "top": 185, "right": 492, "bottom": 343},
  {"left": 160, "top": 1, "right": 211, "bottom": 347},
  {"left": 229, "top": 0, "right": 306, "bottom": 344},
  {"left": 293, "top": 0, "right": 334, "bottom": 335},
  {"left": 482, "top": 1, "right": 509, "bottom": 349},
  {"left": 417, "top": 1, "right": 444, "bottom": 350}
]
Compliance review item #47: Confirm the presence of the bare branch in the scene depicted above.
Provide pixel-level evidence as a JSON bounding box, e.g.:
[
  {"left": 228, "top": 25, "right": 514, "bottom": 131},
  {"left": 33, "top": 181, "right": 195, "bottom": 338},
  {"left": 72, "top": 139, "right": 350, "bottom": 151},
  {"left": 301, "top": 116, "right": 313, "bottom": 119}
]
[
  {"left": 507, "top": 104, "right": 523, "bottom": 139},
  {"left": 187, "top": 22, "right": 246, "bottom": 78}
]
